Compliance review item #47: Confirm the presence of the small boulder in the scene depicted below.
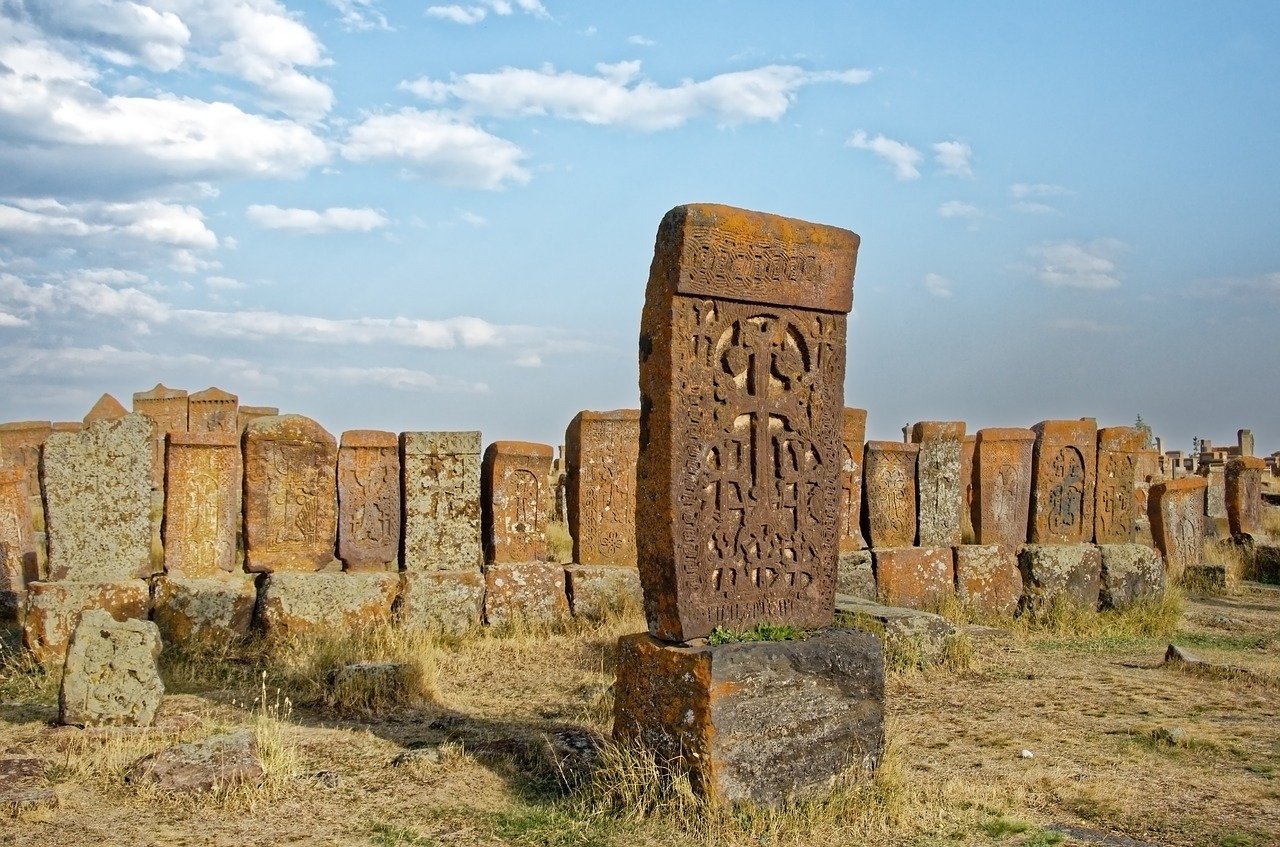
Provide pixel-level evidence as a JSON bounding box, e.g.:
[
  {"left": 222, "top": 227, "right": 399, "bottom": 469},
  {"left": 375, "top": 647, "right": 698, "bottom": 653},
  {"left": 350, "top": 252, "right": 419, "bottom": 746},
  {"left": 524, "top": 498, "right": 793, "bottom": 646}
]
[
  {"left": 58, "top": 610, "right": 163, "bottom": 728},
  {"left": 126, "top": 730, "right": 264, "bottom": 793}
]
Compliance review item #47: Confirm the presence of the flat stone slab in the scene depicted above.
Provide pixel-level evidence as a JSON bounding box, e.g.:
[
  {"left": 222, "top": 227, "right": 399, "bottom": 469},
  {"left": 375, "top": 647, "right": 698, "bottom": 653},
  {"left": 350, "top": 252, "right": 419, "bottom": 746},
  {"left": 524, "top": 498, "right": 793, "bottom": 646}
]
[
  {"left": 126, "top": 730, "right": 264, "bottom": 793},
  {"left": 835, "top": 594, "right": 958, "bottom": 646},
  {"left": 151, "top": 575, "right": 257, "bottom": 647},
  {"left": 59, "top": 610, "right": 164, "bottom": 728},
  {"left": 257, "top": 571, "right": 398, "bottom": 637},
  {"left": 954, "top": 544, "right": 1023, "bottom": 617},
  {"left": 870, "top": 546, "right": 953, "bottom": 610},
  {"left": 397, "top": 571, "right": 484, "bottom": 635},
  {"left": 483, "top": 562, "right": 568, "bottom": 626},
  {"left": 1099, "top": 544, "right": 1165, "bottom": 609},
  {"left": 22, "top": 580, "right": 151, "bottom": 667},
  {"left": 1017, "top": 544, "right": 1102, "bottom": 613},
  {"left": 0, "top": 754, "right": 57, "bottom": 812}
]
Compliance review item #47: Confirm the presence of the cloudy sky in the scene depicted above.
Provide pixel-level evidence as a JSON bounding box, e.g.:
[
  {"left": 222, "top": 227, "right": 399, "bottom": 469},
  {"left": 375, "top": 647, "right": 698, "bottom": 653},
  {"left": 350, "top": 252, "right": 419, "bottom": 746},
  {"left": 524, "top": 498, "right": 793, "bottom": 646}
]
[{"left": 0, "top": 2, "right": 1276, "bottom": 455}]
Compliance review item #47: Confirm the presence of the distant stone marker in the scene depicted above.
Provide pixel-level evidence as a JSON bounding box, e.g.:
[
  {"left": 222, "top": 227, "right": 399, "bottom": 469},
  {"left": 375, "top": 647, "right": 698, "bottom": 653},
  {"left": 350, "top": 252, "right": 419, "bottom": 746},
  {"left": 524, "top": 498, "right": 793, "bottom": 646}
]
[
  {"left": 0, "top": 467, "right": 37, "bottom": 617},
  {"left": 565, "top": 410, "right": 639, "bottom": 567},
  {"left": 133, "top": 383, "right": 189, "bottom": 490},
  {"left": 163, "top": 432, "right": 241, "bottom": 577},
  {"left": 1150, "top": 477, "right": 1206, "bottom": 581},
  {"left": 188, "top": 387, "right": 238, "bottom": 434},
  {"left": 635, "top": 203, "right": 857, "bottom": 641},
  {"left": 1225, "top": 456, "right": 1264, "bottom": 538},
  {"left": 83, "top": 393, "right": 127, "bottom": 424},
  {"left": 863, "top": 441, "right": 919, "bottom": 549},
  {"left": 839, "top": 408, "right": 868, "bottom": 552},
  {"left": 401, "top": 432, "right": 482, "bottom": 571},
  {"left": 1094, "top": 426, "right": 1147, "bottom": 545},
  {"left": 243, "top": 415, "right": 338, "bottom": 573},
  {"left": 337, "top": 430, "right": 401, "bottom": 571},
  {"left": 1029, "top": 420, "right": 1097, "bottom": 544},
  {"left": 482, "top": 441, "right": 553, "bottom": 565},
  {"left": 910, "top": 420, "right": 965, "bottom": 547},
  {"left": 973, "top": 428, "right": 1035, "bottom": 547}
]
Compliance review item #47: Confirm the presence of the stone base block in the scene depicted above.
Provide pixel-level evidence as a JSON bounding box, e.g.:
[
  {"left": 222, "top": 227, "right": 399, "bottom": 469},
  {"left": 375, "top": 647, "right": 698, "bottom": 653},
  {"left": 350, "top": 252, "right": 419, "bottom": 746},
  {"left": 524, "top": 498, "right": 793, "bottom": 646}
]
[
  {"left": 954, "top": 544, "right": 1022, "bottom": 617},
  {"left": 835, "top": 595, "right": 957, "bottom": 656},
  {"left": 59, "top": 610, "right": 163, "bottom": 727},
  {"left": 22, "top": 580, "right": 151, "bottom": 666},
  {"left": 565, "top": 565, "right": 642, "bottom": 620},
  {"left": 152, "top": 575, "right": 257, "bottom": 647},
  {"left": 1244, "top": 543, "right": 1280, "bottom": 584},
  {"left": 257, "top": 571, "right": 398, "bottom": 637},
  {"left": 613, "top": 628, "right": 884, "bottom": 807},
  {"left": 836, "top": 550, "right": 876, "bottom": 600},
  {"left": 1183, "top": 565, "right": 1228, "bottom": 591},
  {"left": 483, "top": 562, "right": 568, "bottom": 626},
  {"left": 1016, "top": 544, "right": 1101, "bottom": 614},
  {"left": 1099, "top": 544, "right": 1166, "bottom": 609},
  {"left": 871, "top": 547, "right": 953, "bottom": 610},
  {"left": 397, "top": 571, "right": 485, "bottom": 636}
]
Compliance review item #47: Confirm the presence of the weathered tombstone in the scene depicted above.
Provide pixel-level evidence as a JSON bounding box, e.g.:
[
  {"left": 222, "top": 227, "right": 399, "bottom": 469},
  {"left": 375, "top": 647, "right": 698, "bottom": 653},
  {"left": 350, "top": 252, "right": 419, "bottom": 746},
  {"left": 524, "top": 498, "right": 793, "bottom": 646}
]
[
  {"left": 1225, "top": 456, "right": 1265, "bottom": 538},
  {"left": 565, "top": 410, "right": 639, "bottom": 566},
  {"left": 401, "top": 432, "right": 482, "bottom": 571},
  {"left": 1017, "top": 544, "right": 1102, "bottom": 613},
  {"left": 863, "top": 441, "right": 919, "bottom": 549},
  {"left": 43, "top": 414, "right": 154, "bottom": 581},
  {"left": 132, "top": 383, "right": 189, "bottom": 490},
  {"left": 910, "top": 421, "right": 965, "bottom": 547},
  {"left": 871, "top": 546, "right": 953, "bottom": 610},
  {"left": 1094, "top": 426, "right": 1146, "bottom": 545},
  {"left": 398, "top": 571, "right": 485, "bottom": 635},
  {"left": 954, "top": 544, "right": 1022, "bottom": 617},
  {"left": 1201, "top": 463, "right": 1226, "bottom": 520},
  {"left": 243, "top": 415, "right": 338, "bottom": 573},
  {"left": 83, "top": 393, "right": 127, "bottom": 424},
  {"left": 1238, "top": 429, "right": 1255, "bottom": 458},
  {"left": 614, "top": 204, "right": 881, "bottom": 806},
  {"left": 1098, "top": 544, "right": 1165, "bottom": 609},
  {"left": 972, "top": 428, "right": 1035, "bottom": 547},
  {"left": 0, "top": 421, "right": 53, "bottom": 502},
  {"left": 839, "top": 408, "right": 868, "bottom": 552},
  {"left": 1134, "top": 447, "right": 1162, "bottom": 546},
  {"left": 22, "top": 579, "right": 151, "bottom": 666},
  {"left": 188, "top": 387, "right": 238, "bottom": 434},
  {"left": 59, "top": 610, "right": 163, "bottom": 727},
  {"left": 163, "top": 432, "right": 241, "bottom": 577},
  {"left": 481, "top": 441, "right": 553, "bottom": 565},
  {"left": 0, "top": 467, "right": 37, "bottom": 617},
  {"left": 237, "top": 405, "right": 279, "bottom": 433},
  {"left": 1150, "top": 477, "right": 1206, "bottom": 581},
  {"left": 960, "top": 436, "right": 976, "bottom": 542},
  {"left": 1029, "top": 420, "right": 1097, "bottom": 544},
  {"left": 337, "top": 430, "right": 401, "bottom": 571},
  {"left": 257, "top": 571, "right": 397, "bottom": 636}
]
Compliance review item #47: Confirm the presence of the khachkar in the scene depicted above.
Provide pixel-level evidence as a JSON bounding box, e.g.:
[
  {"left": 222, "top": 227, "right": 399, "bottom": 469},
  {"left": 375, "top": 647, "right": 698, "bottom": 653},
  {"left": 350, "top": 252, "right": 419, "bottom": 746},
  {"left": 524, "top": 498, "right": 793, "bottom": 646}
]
[
  {"left": 337, "top": 430, "right": 401, "bottom": 571},
  {"left": 565, "top": 410, "right": 640, "bottom": 567},
  {"left": 1094, "top": 426, "right": 1147, "bottom": 545},
  {"left": 839, "top": 408, "right": 868, "bottom": 552},
  {"left": 1029, "top": 420, "right": 1097, "bottom": 544},
  {"left": 1224, "top": 456, "right": 1264, "bottom": 539},
  {"left": 614, "top": 204, "right": 884, "bottom": 806}
]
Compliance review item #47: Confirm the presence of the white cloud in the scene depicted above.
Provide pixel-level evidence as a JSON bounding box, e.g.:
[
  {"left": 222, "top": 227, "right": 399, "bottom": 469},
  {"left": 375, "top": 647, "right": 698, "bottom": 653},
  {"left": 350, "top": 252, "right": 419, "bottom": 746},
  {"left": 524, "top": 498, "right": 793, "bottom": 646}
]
[
  {"left": 933, "top": 140, "right": 973, "bottom": 177},
  {"left": 458, "top": 211, "right": 487, "bottom": 227},
  {"left": 309, "top": 365, "right": 488, "bottom": 393},
  {"left": 425, "top": 0, "right": 547, "bottom": 25},
  {"left": 246, "top": 204, "right": 390, "bottom": 233},
  {"left": 0, "top": 197, "right": 218, "bottom": 256},
  {"left": 400, "top": 61, "right": 872, "bottom": 131},
  {"left": 426, "top": 5, "right": 486, "bottom": 24},
  {"left": 513, "top": 352, "right": 542, "bottom": 367},
  {"left": 627, "top": 35, "right": 655, "bottom": 47},
  {"left": 1031, "top": 239, "right": 1126, "bottom": 290},
  {"left": 18, "top": 0, "right": 191, "bottom": 72},
  {"left": 0, "top": 310, "right": 27, "bottom": 326},
  {"left": 923, "top": 273, "right": 953, "bottom": 298},
  {"left": 326, "top": 0, "right": 391, "bottom": 31},
  {"left": 341, "top": 108, "right": 531, "bottom": 190},
  {"left": 1010, "top": 182, "right": 1071, "bottom": 199},
  {"left": 937, "top": 201, "right": 982, "bottom": 220},
  {"left": 847, "top": 130, "right": 921, "bottom": 180},
  {"left": 1012, "top": 201, "right": 1058, "bottom": 215},
  {"left": 205, "top": 275, "right": 247, "bottom": 290}
]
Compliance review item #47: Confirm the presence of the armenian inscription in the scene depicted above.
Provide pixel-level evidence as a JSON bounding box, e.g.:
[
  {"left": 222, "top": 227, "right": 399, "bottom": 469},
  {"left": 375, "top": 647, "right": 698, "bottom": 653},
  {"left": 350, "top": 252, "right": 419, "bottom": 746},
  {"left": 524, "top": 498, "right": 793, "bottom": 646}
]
[{"left": 636, "top": 204, "right": 857, "bottom": 641}]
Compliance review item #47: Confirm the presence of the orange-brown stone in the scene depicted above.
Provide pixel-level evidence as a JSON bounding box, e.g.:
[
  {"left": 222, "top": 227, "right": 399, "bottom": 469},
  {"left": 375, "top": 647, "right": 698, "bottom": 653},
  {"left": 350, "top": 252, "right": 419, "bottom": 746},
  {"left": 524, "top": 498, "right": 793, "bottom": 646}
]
[
  {"left": 973, "top": 428, "right": 1035, "bottom": 546},
  {"left": 1029, "top": 420, "right": 1097, "bottom": 544},
  {"left": 1094, "top": 426, "right": 1147, "bottom": 545},
  {"left": 243, "top": 415, "right": 338, "bottom": 573},
  {"left": 954, "top": 544, "right": 1022, "bottom": 617},
  {"left": 960, "top": 435, "right": 976, "bottom": 542},
  {"left": 163, "top": 432, "right": 241, "bottom": 578},
  {"left": 482, "top": 561, "right": 568, "bottom": 625},
  {"left": 863, "top": 441, "right": 918, "bottom": 549},
  {"left": 910, "top": 421, "right": 966, "bottom": 547},
  {"left": 337, "top": 430, "right": 401, "bottom": 571},
  {"left": 0, "top": 420, "right": 52, "bottom": 501},
  {"left": 1150, "top": 477, "right": 1206, "bottom": 581},
  {"left": 133, "top": 384, "right": 189, "bottom": 491},
  {"left": 256, "top": 572, "right": 397, "bottom": 637},
  {"left": 839, "top": 408, "right": 868, "bottom": 552},
  {"left": 1225, "top": 456, "right": 1265, "bottom": 537},
  {"left": 188, "top": 387, "right": 238, "bottom": 434},
  {"left": 0, "top": 467, "right": 37, "bottom": 616},
  {"left": 83, "top": 393, "right": 127, "bottom": 424},
  {"left": 871, "top": 546, "right": 953, "bottom": 610},
  {"left": 237, "top": 405, "right": 278, "bottom": 433},
  {"left": 22, "top": 580, "right": 151, "bottom": 666},
  {"left": 481, "top": 441, "right": 553, "bottom": 565},
  {"left": 565, "top": 410, "right": 639, "bottom": 566}
]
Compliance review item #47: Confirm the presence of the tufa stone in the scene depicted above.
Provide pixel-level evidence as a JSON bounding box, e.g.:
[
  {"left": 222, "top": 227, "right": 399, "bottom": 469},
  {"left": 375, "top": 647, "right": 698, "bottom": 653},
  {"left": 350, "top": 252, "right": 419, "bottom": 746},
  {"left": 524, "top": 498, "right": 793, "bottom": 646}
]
[{"left": 58, "top": 610, "right": 163, "bottom": 727}]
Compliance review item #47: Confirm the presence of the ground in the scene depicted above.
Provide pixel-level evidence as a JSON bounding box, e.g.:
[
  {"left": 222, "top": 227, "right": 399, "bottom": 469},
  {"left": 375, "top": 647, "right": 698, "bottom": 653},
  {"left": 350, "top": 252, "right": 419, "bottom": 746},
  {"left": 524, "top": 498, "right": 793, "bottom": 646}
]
[{"left": 2, "top": 583, "right": 1279, "bottom": 847}]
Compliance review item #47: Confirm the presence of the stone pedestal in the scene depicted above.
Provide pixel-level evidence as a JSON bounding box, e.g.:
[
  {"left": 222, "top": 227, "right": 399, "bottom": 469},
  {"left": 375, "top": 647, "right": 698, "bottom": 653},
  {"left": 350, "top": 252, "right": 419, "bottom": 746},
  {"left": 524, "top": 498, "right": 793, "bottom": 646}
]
[
  {"left": 1016, "top": 544, "right": 1101, "bottom": 613},
  {"left": 613, "top": 628, "right": 884, "bottom": 806}
]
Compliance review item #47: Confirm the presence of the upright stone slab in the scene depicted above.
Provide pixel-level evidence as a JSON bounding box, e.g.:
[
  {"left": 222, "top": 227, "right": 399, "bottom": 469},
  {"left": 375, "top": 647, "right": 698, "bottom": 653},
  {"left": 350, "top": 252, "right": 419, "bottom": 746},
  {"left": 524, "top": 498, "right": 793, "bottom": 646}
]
[
  {"left": 337, "top": 430, "right": 401, "bottom": 571},
  {"left": 243, "top": 415, "right": 338, "bottom": 573},
  {"left": 839, "top": 408, "right": 868, "bottom": 552},
  {"left": 401, "top": 432, "right": 482, "bottom": 571},
  {"left": 1150, "top": 477, "right": 1206, "bottom": 581},
  {"left": 960, "top": 435, "right": 976, "bottom": 542},
  {"left": 1225, "top": 456, "right": 1264, "bottom": 538},
  {"left": 1202, "top": 464, "right": 1226, "bottom": 520},
  {"left": 163, "top": 432, "right": 241, "bottom": 578},
  {"left": 43, "top": 414, "right": 154, "bottom": 581},
  {"left": 862, "top": 441, "right": 918, "bottom": 549},
  {"left": 482, "top": 441, "right": 553, "bottom": 565},
  {"left": 1134, "top": 448, "right": 1162, "bottom": 547},
  {"left": 83, "top": 393, "right": 127, "bottom": 424},
  {"left": 188, "top": 387, "right": 238, "bottom": 434},
  {"left": 237, "top": 405, "right": 278, "bottom": 433},
  {"left": 910, "top": 421, "right": 965, "bottom": 547},
  {"left": 133, "top": 383, "right": 189, "bottom": 489},
  {"left": 1029, "top": 420, "right": 1097, "bottom": 544},
  {"left": 1094, "top": 426, "right": 1147, "bottom": 545},
  {"left": 0, "top": 467, "right": 37, "bottom": 617},
  {"left": 59, "top": 610, "right": 163, "bottom": 728},
  {"left": 871, "top": 546, "right": 953, "bottom": 610},
  {"left": 1238, "top": 429, "right": 1255, "bottom": 458},
  {"left": 565, "top": 410, "right": 639, "bottom": 566},
  {"left": 0, "top": 421, "right": 52, "bottom": 502},
  {"left": 635, "top": 204, "right": 856, "bottom": 641},
  {"left": 973, "top": 428, "right": 1034, "bottom": 547}
]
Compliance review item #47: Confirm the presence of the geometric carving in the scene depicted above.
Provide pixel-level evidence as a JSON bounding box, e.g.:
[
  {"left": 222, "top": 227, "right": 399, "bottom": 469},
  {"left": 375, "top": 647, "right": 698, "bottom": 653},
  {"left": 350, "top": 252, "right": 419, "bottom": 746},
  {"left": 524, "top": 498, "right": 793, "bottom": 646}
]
[
  {"left": 1029, "top": 420, "right": 1097, "bottom": 544},
  {"left": 243, "top": 415, "right": 338, "bottom": 573},
  {"left": 337, "top": 430, "right": 401, "bottom": 571},
  {"left": 1150, "top": 477, "right": 1206, "bottom": 581},
  {"left": 188, "top": 387, "right": 238, "bottom": 434},
  {"left": 636, "top": 205, "right": 858, "bottom": 642},
  {"left": 163, "top": 432, "right": 241, "bottom": 578},
  {"left": 133, "top": 383, "right": 189, "bottom": 490},
  {"left": 1225, "top": 456, "right": 1265, "bottom": 538},
  {"left": 1093, "top": 426, "right": 1146, "bottom": 545},
  {"left": 401, "top": 432, "right": 482, "bottom": 571},
  {"left": 565, "top": 410, "right": 639, "bottom": 567},
  {"left": 973, "top": 428, "right": 1035, "bottom": 547},
  {"left": 909, "top": 420, "right": 965, "bottom": 547},
  {"left": 839, "top": 408, "right": 868, "bottom": 552},
  {"left": 481, "top": 441, "right": 553, "bottom": 565},
  {"left": 863, "top": 441, "right": 918, "bottom": 549}
]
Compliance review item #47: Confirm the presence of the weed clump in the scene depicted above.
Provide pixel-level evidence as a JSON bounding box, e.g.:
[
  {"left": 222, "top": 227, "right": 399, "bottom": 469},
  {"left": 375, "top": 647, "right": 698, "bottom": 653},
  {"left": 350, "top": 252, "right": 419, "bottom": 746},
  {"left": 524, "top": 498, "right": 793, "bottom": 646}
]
[{"left": 707, "top": 622, "right": 801, "bottom": 645}]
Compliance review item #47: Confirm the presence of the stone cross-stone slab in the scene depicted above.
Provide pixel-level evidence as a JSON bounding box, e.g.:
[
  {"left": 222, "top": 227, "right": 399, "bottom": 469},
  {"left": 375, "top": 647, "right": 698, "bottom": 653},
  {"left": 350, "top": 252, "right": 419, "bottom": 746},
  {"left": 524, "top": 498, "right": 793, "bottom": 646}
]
[
  {"left": 0, "top": 467, "right": 37, "bottom": 616},
  {"left": 243, "top": 415, "right": 338, "bottom": 573},
  {"left": 163, "top": 431, "right": 241, "bottom": 578},
  {"left": 43, "top": 414, "right": 154, "bottom": 581},
  {"left": 188, "top": 387, "right": 238, "bottom": 434},
  {"left": 59, "top": 610, "right": 163, "bottom": 728},
  {"left": 635, "top": 203, "right": 857, "bottom": 641},
  {"left": 910, "top": 420, "right": 965, "bottom": 547},
  {"left": 1094, "top": 426, "right": 1147, "bottom": 545},
  {"left": 1150, "top": 477, "right": 1206, "bottom": 581},
  {"left": 337, "top": 430, "right": 401, "bottom": 571},
  {"left": 133, "top": 384, "right": 189, "bottom": 490},
  {"left": 1225, "top": 456, "right": 1264, "bottom": 538},
  {"left": 401, "top": 431, "right": 482, "bottom": 571},
  {"left": 839, "top": 408, "right": 868, "bottom": 552},
  {"left": 482, "top": 441, "right": 553, "bottom": 565},
  {"left": 960, "top": 435, "right": 976, "bottom": 542},
  {"left": 863, "top": 441, "right": 919, "bottom": 549},
  {"left": 1029, "top": 420, "right": 1097, "bottom": 544},
  {"left": 0, "top": 420, "right": 53, "bottom": 502},
  {"left": 565, "top": 410, "right": 639, "bottom": 567},
  {"left": 237, "top": 405, "right": 279, "bottom": 433},
  {"left": 83, "top": 393, "right": 127, "bottom": 424},
  {"left": 973, "top": 428, "right": 1035, "bottom": 547}
]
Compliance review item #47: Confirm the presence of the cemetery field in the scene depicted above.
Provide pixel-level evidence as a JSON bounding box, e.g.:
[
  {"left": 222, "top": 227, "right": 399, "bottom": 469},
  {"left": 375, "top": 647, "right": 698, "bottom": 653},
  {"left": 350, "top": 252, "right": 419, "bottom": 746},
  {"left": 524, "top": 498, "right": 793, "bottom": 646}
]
[{"left": 2, "top": 585, "right": 1279, "bottom": 847}]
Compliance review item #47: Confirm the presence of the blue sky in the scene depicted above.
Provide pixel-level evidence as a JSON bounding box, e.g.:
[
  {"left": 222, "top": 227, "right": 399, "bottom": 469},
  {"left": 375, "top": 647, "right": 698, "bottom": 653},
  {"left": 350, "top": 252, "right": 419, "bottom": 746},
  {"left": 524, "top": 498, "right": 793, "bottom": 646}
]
[{"left": 0, "top": 1, "right": 1276, "bottom": 456}]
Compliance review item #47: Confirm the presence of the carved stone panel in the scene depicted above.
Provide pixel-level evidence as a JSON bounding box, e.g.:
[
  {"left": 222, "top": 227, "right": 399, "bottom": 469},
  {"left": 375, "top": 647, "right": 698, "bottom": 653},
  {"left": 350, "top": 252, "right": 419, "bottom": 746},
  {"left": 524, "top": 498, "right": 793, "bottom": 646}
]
[
  {"left": 243, "top": 415, "right": 338, "bottom": 573},
  {"left": 1150, "top": 477, "right": 1205, "bottom": 581},
  {"left": 402, "top": 431, "right": 482, "bottom": 571},
  {"left": 482, "top": 441, "right": 553, "bottom": 565},
  {"left": 910, "top": 420, "right": 965, "bottom": 547},
  {"left": 961, "top": 435, "right": 976, "bottom": 542},
  {"left": 337, "top": 430, "right": 401, "bottom": 571},
  {"left": 973, "top": 428, "right": 1035, "bottom": 547},
  {"left": 0, "top": 467, "right": 37, "bottom": 614},
  {"left": 133, "top": 384, "right": 189, "bottom": 490},
  {"left": 0, "top": 421, "right": 53, "bottom": 501},
  {"left": 863, "top": 441, "right": 918, "bottom": 549},
  {"left": 1093, "top": 426, "right": 1146, "bottom": 545},
  {"left": 1029, "top": 420, "right": 1097, "bottom": 544},
  {"left": 188, "top": 387, "right": 239, "bottom": 434},
  {"left": 43, "top": 414, "right": 154, "bottom": 581},
  {"left": 840, "top": 408, "right": 868, "bottom": 552},
  {"left": 164, "top": 432, "right": 241, "bottom": 578},
  {"left": 565, "top": 410, "right": 639, "bottom": 567},
  {"left": 1225, "top": 456, "right": 1265, "bottom": 537},
  {"left": 637, "top": 205, "right": 858, "bottom": 642}
]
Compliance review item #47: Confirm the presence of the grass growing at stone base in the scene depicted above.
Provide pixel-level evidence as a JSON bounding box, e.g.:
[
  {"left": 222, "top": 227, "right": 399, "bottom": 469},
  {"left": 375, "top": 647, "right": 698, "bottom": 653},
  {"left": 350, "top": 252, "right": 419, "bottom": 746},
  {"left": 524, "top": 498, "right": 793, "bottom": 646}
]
[{"left": 706, "top": 622, "right": 801, "bottom": 645}]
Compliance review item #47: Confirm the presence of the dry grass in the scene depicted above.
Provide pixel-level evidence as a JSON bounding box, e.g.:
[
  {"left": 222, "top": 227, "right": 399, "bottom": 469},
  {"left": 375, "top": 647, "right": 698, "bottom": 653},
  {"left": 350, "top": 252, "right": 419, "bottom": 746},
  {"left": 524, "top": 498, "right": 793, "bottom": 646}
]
[{"left": 545, "top": 520, "right": 574, "bottom": 564}]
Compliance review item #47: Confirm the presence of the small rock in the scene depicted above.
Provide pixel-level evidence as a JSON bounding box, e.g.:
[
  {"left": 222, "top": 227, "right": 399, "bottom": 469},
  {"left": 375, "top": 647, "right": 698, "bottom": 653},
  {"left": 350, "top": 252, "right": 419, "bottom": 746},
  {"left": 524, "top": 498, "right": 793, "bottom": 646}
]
[
  {"left": 126, "top": 730, "right": 264, "bottom": 793},
  {"left": 0, "top": 754, "right": 57, "bottom": 812},
  {"left": 1020, "top": 749, "right": 1034, "bottom": 759},
  {"left": 307, "top": 770, "right": 340, "bottom": 788},
  {"left": 1151, "top": 726, "right": 1188, "bottom": 746},
  {"left": 1164, "top": 644, "right": 1202, "bottom": 665},
  {"left": 391, "top": 746, "right": 443, "bottom": 767}
]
